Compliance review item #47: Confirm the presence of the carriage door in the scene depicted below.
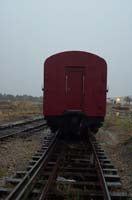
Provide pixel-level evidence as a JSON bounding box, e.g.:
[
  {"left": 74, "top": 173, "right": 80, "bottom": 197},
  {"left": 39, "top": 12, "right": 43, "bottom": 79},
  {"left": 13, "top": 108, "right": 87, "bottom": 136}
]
[{"left": 65, "top": 67, "right": 84, "bottom": 110}]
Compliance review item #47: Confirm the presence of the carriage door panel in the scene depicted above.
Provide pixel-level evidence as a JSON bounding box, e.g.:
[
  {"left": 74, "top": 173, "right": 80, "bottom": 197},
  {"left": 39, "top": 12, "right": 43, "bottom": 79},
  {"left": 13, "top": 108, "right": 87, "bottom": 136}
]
[{"left": 65, "top": 68, "right": 84, "bottom": 110}]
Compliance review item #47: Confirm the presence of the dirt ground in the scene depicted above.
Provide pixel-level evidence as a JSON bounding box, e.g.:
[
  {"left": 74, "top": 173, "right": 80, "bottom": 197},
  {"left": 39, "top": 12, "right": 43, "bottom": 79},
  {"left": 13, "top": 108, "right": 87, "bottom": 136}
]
[
  {"left": 97, "top": 126, "right": 132, "bottom": 196},
  {"left": 0, "top": 129, "right": 49, "bottom": 187}
]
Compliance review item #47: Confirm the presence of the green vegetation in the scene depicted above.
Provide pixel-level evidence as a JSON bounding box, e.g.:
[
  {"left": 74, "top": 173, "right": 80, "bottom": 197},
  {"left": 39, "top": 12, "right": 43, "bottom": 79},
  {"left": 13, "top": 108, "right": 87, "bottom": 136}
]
[
  {"left": 0, "top": 168, "right": 7, "bottom": 177},
  {"left": 124, "top": 137, "right": 132, "bottom": 145},
  {"left": 123, "top": 137, "right": 132, "bottom": 154},
  {"left": 57, "top": 183, "right": 81, "bottom": 200},
  {"left": 103, "top": 115, "right": 132, "bottom": 131},
  {"left": 124, "top": 96, "right": 132, "bottom": 105}
]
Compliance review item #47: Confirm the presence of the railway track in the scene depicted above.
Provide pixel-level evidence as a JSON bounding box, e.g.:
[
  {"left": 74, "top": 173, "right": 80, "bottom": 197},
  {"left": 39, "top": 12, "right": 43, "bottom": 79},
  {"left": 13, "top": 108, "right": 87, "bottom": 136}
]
[
  {"left": 0, "top": 131, "right": 128, "bottom": 200},
  {"left": 0, "top": 117, "right": 46, "bottom": 141}
]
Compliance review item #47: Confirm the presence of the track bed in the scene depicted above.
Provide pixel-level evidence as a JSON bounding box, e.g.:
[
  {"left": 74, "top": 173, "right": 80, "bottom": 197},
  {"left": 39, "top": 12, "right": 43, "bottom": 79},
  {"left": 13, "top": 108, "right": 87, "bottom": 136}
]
[{"left": 0, "top": 131, "right": 128, "bottom": 200}]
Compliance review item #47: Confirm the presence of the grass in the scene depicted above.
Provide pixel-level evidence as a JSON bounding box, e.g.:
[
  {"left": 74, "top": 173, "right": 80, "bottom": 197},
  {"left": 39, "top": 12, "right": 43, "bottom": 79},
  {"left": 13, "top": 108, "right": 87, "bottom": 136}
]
[
  {"left": 57, "top": 183, "right": 82, "bottom": 200},
  {"left": 0, "top": 101, "right": 42, "bottom": 123},
  {"left": 123, "top": 137, "right": 132, "bottom": 145},
  {"left": 0, "top": 168, "right": 7, "bottom": 178},
  {"left": 103, "top": 115, "right": 132, "bottom": 131},
  {"left": 123, "top": 137, "right": 132, "bottom": 154}
]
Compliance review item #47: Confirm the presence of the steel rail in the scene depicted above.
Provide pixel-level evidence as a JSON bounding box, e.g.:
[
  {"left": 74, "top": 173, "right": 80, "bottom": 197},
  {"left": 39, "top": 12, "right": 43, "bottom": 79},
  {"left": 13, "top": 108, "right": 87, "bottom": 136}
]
[
  {"left": 6, "top": 131, "right": 59, "bottom": 200},
  {"left": 89, "top": 137, "right": 111, "bottom": 200},
  {"left": 0, "top": 122, "right": 46, "bottom": 141},
  {"left": 0, "top": 116, "right": 44, "bottom": 130},
  {"left": 39, "top": 156, "right": 61, "bottom": 200}
]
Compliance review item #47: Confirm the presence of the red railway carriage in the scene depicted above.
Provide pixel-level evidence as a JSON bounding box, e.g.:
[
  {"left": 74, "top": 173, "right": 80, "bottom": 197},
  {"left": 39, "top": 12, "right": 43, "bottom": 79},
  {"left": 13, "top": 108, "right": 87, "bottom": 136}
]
[{"left": 43, "top": 51, "right": 107, "bottom": 136}]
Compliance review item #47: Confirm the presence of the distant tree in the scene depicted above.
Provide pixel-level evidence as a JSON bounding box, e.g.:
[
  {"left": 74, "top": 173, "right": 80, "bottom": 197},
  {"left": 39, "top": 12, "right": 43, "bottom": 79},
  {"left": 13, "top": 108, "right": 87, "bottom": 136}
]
[
  {"left": 0, "top": 93, "right": 3, "bottom": 99},
  {"left": 6, "top": 94, "right": 15, "bottom": 101},
  {"left": 0, "top": 93, "right": 42, "bottom": 102},
  {"left": 124, "top": 96, "right": 132, "bottom": 105}
]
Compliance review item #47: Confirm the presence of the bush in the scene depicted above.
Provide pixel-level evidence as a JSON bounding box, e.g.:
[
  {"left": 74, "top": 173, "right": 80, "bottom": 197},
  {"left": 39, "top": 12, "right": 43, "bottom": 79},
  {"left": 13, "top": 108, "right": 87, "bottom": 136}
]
[{"left": 103, "top": 116, "right": 132, "bottom": 131}]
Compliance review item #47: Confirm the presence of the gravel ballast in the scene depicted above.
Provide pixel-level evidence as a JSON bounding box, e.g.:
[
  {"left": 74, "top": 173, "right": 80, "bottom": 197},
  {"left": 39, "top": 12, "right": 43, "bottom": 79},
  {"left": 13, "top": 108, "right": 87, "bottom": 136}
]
[
  {"left": 97, "top": 128, "right": 132, "bottom": 196},
  {"left": 0, "top": 129, "right": 49, "bottom": 187}
]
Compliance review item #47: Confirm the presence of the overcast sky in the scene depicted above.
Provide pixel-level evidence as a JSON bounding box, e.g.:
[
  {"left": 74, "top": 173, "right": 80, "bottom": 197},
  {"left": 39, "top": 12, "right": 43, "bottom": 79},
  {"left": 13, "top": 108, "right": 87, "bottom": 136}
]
[{"left": 0, "top": 0, "right": 132, "bottom": 97}]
